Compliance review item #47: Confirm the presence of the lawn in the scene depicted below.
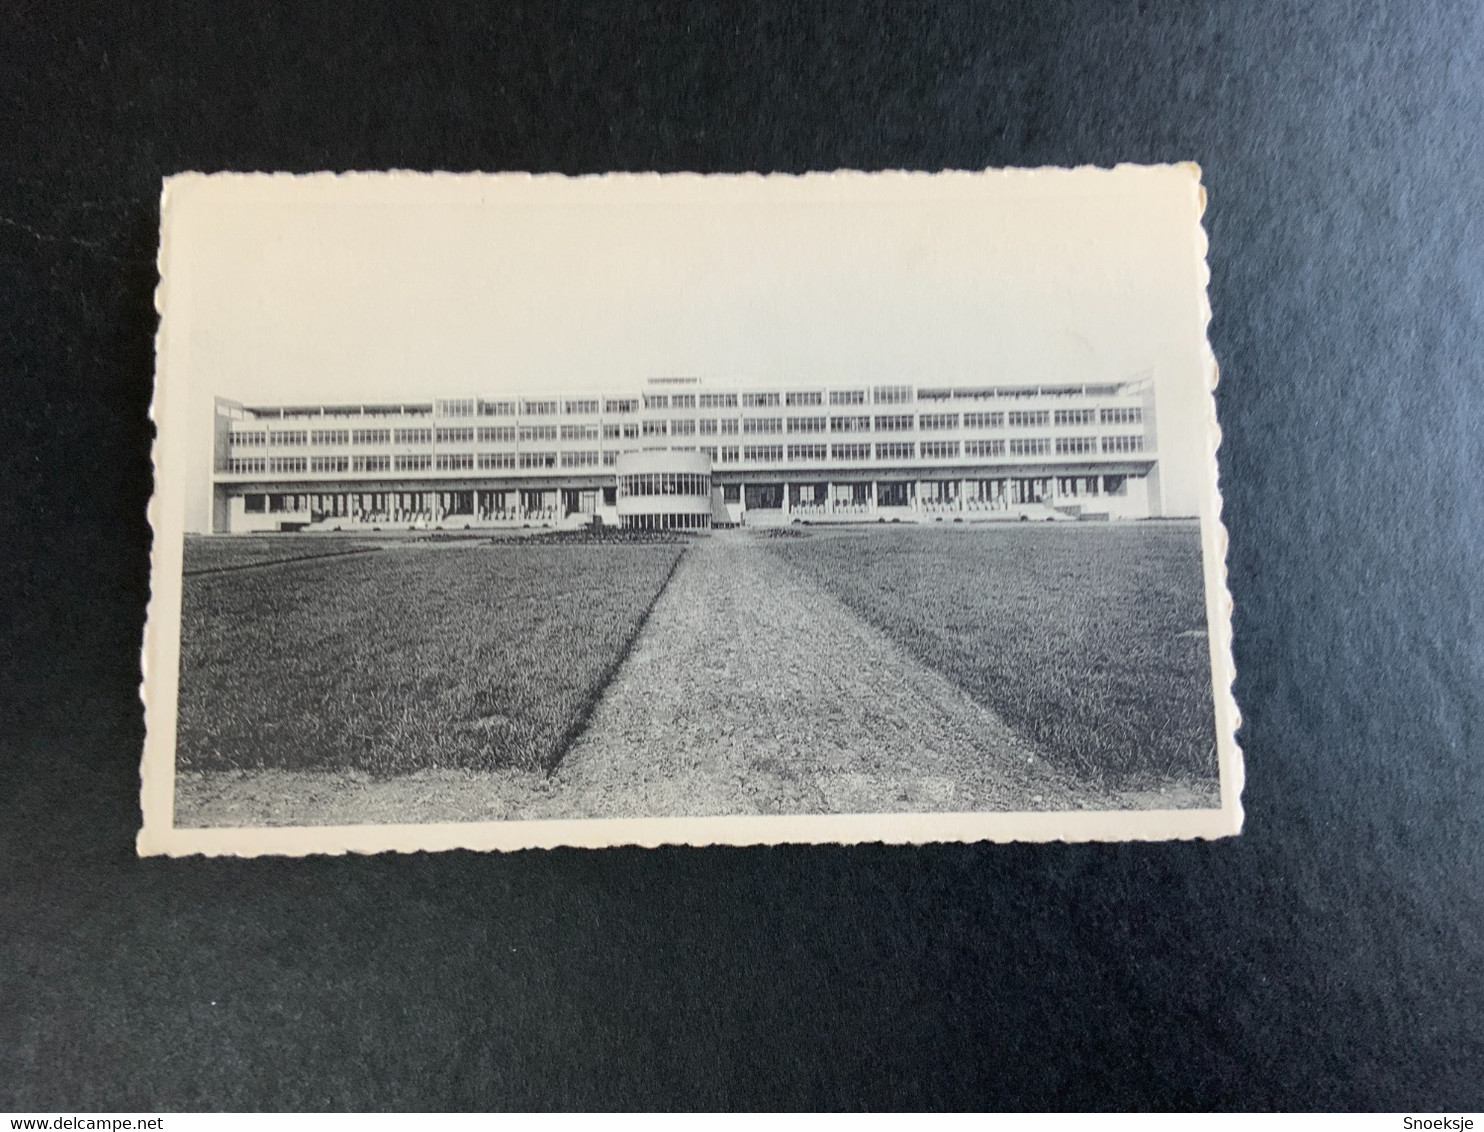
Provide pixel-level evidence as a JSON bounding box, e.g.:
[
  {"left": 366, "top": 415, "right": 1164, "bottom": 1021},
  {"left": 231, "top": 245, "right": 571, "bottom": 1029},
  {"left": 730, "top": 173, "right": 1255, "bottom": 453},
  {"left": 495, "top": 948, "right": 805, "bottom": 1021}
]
[
  {"left": 175, "top": 542, "right": 684, "bottom": 774},
  {"left": 182, "top": 534, "right": 382, "bottom": 575},
  {"left": 764, "top": 522, "right": 1219, "bottom": 789}
]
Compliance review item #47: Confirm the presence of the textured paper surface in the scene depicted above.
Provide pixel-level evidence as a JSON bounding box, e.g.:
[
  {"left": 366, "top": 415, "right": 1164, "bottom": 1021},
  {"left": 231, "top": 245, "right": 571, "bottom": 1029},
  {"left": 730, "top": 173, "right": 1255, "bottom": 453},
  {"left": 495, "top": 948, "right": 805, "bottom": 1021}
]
[{"left": 138, "top": 167, "right": 1240, "bottom": 856}]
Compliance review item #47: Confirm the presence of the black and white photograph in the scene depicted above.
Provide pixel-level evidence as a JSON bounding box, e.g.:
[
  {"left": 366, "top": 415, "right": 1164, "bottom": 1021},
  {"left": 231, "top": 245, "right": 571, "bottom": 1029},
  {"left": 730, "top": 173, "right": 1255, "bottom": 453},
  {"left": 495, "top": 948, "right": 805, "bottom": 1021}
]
[{"left": 139, "top": 167, "right": 1240, "bottom": 855}]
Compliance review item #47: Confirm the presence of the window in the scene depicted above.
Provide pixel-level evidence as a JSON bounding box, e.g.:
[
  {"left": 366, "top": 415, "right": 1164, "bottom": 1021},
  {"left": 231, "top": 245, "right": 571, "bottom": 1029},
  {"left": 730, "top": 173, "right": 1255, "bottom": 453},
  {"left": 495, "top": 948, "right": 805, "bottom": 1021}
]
[
  {"left": 618, "top": 473, "right": 710, "bottom": 497},
  {"left": 561, "top": 450, "right": 600, "bottom": 468},
  {"left": 719, "top": 446, "right": 740, "bottom": 463},
  {"left": 521, "top": 399, "right": 557, "bottom": 415},
  {"left": 742, "top": 392, "right": 780, "bottom": 408},
  {"left": 269, "top": 430, "right": 307, "bottom": 447},
  {"left": 1008, "top": 437, "right": 1050, "bottom": 456},
  {"left": 698, "top": 446, "right": 718, "bottom": 461},
  {"left": 437, "top": 399, "right": 474, "bottom": 418},
  {"left": 671, "top": 394, "right": 696, "bottom": 409},
  {"left": 268, "top": 456, "right": 307, "bottom": 473},
  {"left": 231, "top": 431, "right": 266, "bottom": 447},
  {"left": 744, "top": 445, "right": 783, "bottom": 462},
  {"left": 1008, "top": 411, "right": 1050, "bottom": 427},
  {"left": 478, "top": 453, "right": 516, "bottom": 470},
  {"left": 519, "top": 452, "right": 557, "bottom": 469},
  {"left": 564, "top": 399, "right": 599, "bottom": 415},
  {"left": 561, "top": 424, "right": 600, "bottom": 440},
  {"left": 874, "top": 415, "right": 914, "bottom": 432},
  {"left": 478, "top": 426, "right": 516, "bottom": 443},
  {"left": 394, "top": 454, "right": 432, "bottom": 471},
  {"left": 788, "top": 444, "right": 828, "bottom": 461},
  {"left": 436, "top": 427, "right": 474, "bottom": 444},
  {"left": 963, "top": 412, "right": 1003, "bottom": 429},
  {"left": 698, "top": 419, "right": 719, "bottom": 435},
  {"left": 875, "top": 442, "right": 914, "bottom": 460},
  {"left": 243, "top": 494, "right": 266, "bottom": 513},
  {"left": 722, "top": 483, "right": 742, "bottom": 502},
  {"left": 478, "top": 399, "right": 516, "bottom": 416},
  {"left": 877, "top": 482, "right": 910, "bottom": 507},
  {"left": 873, "top": 385, "right": 913, "bottom": 404},
  {"left": 921, "top": 441, "right": 960, "bottom": 459},
  {"left": 621, "top": 422, "right": 640, "bottom": 439},
  {"left": 519, "top": 425, "right": 558, "bottom": 442},
  {"left": 311, "top": 456, "right": 350, "bottom": 473},
  {"left": 436, "top": 453, "right": 475, "bottom": 471},
  {"left": 1057, "top": 476, "right": 1101, "bottom": 497},
  {"left": 670, "top": 419, "right": 696, "bottom": 436},
  {"left": 228, "top": 457, "right": 265, "bottom": 474},
  {"left": 965, "top": 439, "right": 1006, "bottom": 457},
  {"left": 743, "top": 418, "right": 782, "bottom": 434},
  {"left": 352, "top": 455, "right": 391, "bottom": 472},
  {"left": 1054, "top": 409, "right": 1097, "bottom": 427},
  {"left": 394, "top": 428, "right": 433, "bottom": 444},
  {"left": 719, "top": 419, "right": 739, "bottom": 435},
  {"left": 643, "top": 394, "right": 670, "bottom": 410},
  {"left": 787, "top": 417, "right": 827, "bottom": 434},
  {"left": 642, "top": 420, "right": 669, "bottom": 437},
  {"left": 699, "top": 393, "right": 738, "bottom": 409},
  {"left": 1102, "top": 435, "right": 1145, "bottom": 453},
  {"left": 1056, "top": 437, "right": 1098, "bottom": 455},
  {"left": 1103, "top": 475, "right": 1128, "bottom": 496},
  {"left": 919, "top": 414, "right": 959, "bottom": 431},
  {"left": 830, "top": 416, "right": 871, "bottom": 433},
  {"left": 604, "top": 397, "right": 639, "bottom": 414},
  {"left": 1101, "top": 407, "right": 1143, "bottom": 425},
  {"left": 602, "top": 451, "right": 619, "bottom": 467},
  {"left": 831, "top": 443, "right": 871, "bottom": 460},
  {"left": 829, "top": 389, "right": 866, "bottom": 406},
  {"left": 352, "top": 428, "right": 391, "bottom": 445},
  {"left": 785, "top": 391, "right": 823, "bottom": 406}
]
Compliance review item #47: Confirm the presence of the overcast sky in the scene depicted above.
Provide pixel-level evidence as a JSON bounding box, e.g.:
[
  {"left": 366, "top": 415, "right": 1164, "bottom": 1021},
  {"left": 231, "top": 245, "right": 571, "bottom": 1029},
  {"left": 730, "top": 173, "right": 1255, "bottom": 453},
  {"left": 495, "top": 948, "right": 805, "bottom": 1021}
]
[{"left": 162, "top": 167, "right": 1216, "bottom": 531}]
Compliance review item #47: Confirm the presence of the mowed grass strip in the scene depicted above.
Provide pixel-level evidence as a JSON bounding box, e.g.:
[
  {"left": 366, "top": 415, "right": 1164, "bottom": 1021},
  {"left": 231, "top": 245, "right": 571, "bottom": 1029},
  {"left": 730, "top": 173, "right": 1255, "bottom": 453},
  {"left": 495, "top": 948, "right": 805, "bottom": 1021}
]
[
  {"left": 765, "top": 523, "right": 1218, "bottom": 788},
  {"left": 176, "top": 544, "right": 684, "bottom": 774},
  {"left": 182, "top": 535, "right": 381, "bottom": 576}
]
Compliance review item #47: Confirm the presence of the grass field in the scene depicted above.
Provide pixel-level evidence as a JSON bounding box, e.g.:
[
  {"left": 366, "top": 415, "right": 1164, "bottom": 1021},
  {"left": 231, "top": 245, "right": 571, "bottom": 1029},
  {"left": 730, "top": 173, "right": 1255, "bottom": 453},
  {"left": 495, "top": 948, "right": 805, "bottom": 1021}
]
[
  {"left": 176, "top": 542, "right": 683, "bottom": 774},
  {"left": 764, "top": 522, "right": 1219, "bottom": 790},
  {"left": 182, "top": 535, "right": 384, "bottom": 575}
]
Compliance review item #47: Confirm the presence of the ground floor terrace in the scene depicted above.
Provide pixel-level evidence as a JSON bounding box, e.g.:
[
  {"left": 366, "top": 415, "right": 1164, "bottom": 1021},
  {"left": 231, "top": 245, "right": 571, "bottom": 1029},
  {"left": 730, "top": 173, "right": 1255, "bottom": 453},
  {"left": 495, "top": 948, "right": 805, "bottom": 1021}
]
[{"left": 214, "top": 465, "right": 1156, "bottom": 532}]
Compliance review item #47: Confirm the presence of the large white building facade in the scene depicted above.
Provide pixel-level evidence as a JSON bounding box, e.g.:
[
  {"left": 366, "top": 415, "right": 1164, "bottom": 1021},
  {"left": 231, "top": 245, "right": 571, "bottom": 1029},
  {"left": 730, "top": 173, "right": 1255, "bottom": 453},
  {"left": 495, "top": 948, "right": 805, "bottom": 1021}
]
[{"left": 210, "top": 376, "right": 1161, "bottom": 533}]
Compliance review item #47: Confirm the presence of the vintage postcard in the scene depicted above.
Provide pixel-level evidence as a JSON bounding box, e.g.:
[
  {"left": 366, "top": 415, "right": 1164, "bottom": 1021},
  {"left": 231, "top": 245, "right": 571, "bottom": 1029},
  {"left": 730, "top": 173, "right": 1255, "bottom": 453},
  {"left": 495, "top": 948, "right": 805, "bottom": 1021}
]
[{"left": 138, "top": 167, "right": 1241, "bottom": 856}]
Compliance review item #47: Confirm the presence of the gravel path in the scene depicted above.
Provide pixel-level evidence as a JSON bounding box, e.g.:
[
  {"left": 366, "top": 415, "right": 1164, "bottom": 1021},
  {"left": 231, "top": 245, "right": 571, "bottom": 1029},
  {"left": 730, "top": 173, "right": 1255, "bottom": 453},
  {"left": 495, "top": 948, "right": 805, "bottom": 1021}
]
[{"left": 525, "top": 531, "right": 1093, "bottom": 819}]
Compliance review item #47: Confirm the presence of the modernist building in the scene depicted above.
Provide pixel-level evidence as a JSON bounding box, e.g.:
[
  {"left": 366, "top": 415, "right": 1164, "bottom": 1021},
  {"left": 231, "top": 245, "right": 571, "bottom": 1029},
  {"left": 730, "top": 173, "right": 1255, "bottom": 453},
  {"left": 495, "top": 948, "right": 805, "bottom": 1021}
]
[{"left": 209, "top": 376, "right": 1160, "bottom": 533}]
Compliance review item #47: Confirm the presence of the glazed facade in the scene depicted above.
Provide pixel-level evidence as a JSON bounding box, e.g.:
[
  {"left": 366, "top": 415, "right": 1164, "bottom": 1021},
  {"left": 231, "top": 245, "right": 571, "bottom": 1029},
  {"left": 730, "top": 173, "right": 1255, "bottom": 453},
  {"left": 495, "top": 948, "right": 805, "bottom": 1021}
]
[{"left": 210, "top": 375, "right": 1161, "bottom": 532}]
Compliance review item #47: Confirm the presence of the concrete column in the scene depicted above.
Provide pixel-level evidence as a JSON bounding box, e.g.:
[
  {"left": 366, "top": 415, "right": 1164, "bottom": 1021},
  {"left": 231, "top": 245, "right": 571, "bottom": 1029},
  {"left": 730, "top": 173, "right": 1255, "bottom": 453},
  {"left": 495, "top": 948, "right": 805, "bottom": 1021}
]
[
  {"left": 960, "top": 479, "right": 969, "bottom": 512},
  {"left": 826, "top": 481, "right": 835, "bottom": 514},
  {"left": 870, "top": 480, "right": 878, "bottom": 514},
  {"left": 781, "top": 481, "right": 791, "bottom": 517}
]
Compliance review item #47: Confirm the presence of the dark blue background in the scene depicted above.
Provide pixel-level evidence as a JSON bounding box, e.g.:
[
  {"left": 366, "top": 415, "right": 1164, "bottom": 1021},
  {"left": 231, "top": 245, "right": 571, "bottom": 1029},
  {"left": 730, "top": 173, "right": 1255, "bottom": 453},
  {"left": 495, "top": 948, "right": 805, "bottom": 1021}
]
[{"left": 2, "top": 0, "right": 1480, "bottom": 1110}]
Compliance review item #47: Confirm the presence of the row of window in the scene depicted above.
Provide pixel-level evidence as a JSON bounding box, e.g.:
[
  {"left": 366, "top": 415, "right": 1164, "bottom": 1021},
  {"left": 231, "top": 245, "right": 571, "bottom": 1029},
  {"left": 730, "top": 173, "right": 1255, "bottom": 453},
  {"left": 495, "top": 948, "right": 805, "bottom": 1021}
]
[
  {"left": 467, "top": 387, "right": 921, "bottom": 416},
  {"left": 617, "top": 472, "right": 711, "bottom": 498},
  {"left": 440, "top": 397, "right": 606, "bottom": 418},
  {"left": 226, "top": 436, "right": 1146, "bottom": 477},
  {"left": 254, "top": 393, "right": 1144, "bottom": 425},
  {"left": 234, "top": 407, "right": 1146, "bottom": 449}
]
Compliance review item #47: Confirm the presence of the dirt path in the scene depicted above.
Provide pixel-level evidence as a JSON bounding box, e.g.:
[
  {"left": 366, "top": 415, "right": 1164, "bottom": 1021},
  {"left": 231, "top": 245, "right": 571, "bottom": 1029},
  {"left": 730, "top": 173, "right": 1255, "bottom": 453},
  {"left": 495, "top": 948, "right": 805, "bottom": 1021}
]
[{"left": 522, "top": 531, "right": 1092, "bottom": 819}]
